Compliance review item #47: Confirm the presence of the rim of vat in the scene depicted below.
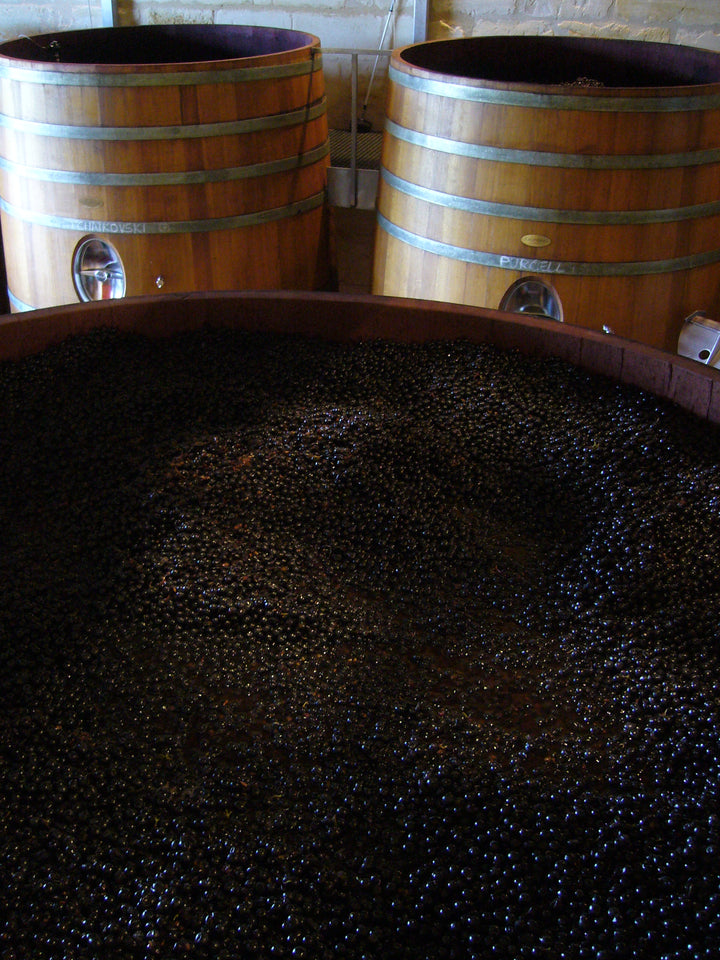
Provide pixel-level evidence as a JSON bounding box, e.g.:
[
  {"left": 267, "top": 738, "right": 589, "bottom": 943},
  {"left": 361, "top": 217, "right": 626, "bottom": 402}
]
[
  {"left": 0, "top": 24, "right": 321, "bottom": 70},
  {"left": 393, "top": 35, "right": 720, "bottom": 97},
  {"left": 1, "top": 292, "right": 719, "bottom": 425}
]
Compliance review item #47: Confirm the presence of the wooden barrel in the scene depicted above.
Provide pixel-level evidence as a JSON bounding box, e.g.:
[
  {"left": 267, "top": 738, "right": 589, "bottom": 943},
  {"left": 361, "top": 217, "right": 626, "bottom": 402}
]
[
  {"left": 372, "top": 36, "right": 720, "bottom": 351},
  {"left": 0, "top": 24, "right": 333, "bottom": 312}
]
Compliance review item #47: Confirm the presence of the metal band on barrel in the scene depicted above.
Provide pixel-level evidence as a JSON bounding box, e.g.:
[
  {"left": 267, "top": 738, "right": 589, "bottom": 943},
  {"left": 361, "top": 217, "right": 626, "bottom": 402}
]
[
  {"left": 389, "top": 64, "right": 720, "bottom": 112},
  {"left": 0, "top": 140, "right": 329, "bottom": 186},
  {"left": 6, "top": 289, "right": 34, "bottom": 313},
  {"left": 0, "top": 190, "right": 326, "bottom": 233},
  {"left": 380, "top": 168, "right": 720, "bottom": 225},
  {"left": 0, "top": 54, "right": 323, "bottom": 86},
  {"left": 384, "top": 119, "right": 720, "bottom": 170},
  {"left": 376, "top": 212, "right": 720, "bottom": 276},
  {"left": 0, "top": 97, "right": 327, "bottom": 141}
]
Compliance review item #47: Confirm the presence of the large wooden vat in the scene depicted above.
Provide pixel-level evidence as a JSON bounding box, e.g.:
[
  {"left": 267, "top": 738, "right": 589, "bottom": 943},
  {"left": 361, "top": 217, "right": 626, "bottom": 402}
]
[
  {"left": 1, "top": 290, "right": 719, "bottom": 424},
  {"left": 2, "top": 290, "right": 720, "bottom": 958},
  {"left": 372, "top": 36, "right": 720, "bottom": 352},
  {"left": 0, "top": 25, "right": 333, "bottom": 312}
]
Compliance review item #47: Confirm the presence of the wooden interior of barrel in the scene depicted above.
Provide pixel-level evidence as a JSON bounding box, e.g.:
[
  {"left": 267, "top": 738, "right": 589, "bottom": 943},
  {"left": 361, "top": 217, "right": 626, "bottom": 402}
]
[{"left": 1, "top": 292, "right": 719, "bottom": 424}]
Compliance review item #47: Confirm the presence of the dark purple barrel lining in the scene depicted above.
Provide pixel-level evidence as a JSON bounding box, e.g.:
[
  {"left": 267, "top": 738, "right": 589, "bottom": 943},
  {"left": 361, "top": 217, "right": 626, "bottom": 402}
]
[
  {"left": 399, "top": 36, "right": 720, "bottom": 88},
  {"left": 0, "top": 24, "right": 317, "bottom": 66}
]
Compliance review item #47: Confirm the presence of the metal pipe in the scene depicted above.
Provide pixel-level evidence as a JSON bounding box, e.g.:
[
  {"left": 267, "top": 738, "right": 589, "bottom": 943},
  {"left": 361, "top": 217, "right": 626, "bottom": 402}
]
[
  {"left": 100, "top": 0, "right": 119, "bottom": 28},
  {"left": 350, "top": 53, "right": 358, "bottom": 206},
  {"left": 359, "top": 0, "right": 395, "bottom": 128},
  {"left": 413, "top": 0, "right": 429, "bottom": 42}
]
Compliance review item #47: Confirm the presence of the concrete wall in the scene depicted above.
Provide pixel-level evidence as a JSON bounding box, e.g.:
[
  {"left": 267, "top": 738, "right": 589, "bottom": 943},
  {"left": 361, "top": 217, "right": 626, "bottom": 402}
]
[{"left": 2, "top": 1, "right": 720, "bottom": 127}]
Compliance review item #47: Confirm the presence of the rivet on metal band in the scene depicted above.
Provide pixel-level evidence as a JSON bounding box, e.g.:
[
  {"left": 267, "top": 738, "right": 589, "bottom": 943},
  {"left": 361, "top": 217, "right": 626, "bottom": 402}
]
[
  {"left": 384, "top": 119, "right": 720, "bottom": 170},
  {"left": 389, "top": 64, "right": 720, "bottom": 113},
  {"left": 0, "top": 54, "right": 323, "bottom": 87},
  {"left": 376, "top": 211, "right": 720, "bottom": 277},
  {"left": 380, "top": 168, "right": 720, "bottom": 225},
  {"left": 0, "top": 140, "right": 330, "bottom": 187},
  {"left": 0, "top": 97, "right": 327, "bottom": 141},
  {"left": 0, "top": 190, "right": 326, "bottom": 234}
]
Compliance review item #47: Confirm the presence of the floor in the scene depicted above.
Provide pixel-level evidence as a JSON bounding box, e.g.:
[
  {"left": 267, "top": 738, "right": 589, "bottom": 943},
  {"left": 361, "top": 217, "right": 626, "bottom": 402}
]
[{"left": 333, "top": 206, "right": 377, "bottom": 295}]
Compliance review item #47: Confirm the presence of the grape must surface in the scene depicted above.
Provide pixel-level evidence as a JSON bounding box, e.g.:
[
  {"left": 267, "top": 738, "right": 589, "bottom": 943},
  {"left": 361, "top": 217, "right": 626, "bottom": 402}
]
[{"left": 0, "top": 327, "right": 718, "bottom": 958}]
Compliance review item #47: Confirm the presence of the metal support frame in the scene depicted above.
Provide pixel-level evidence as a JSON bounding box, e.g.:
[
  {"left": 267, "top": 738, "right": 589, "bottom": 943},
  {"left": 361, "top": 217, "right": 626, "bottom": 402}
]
[
  {"left": 100, "top": 0, "right": 119, "bottom": 28},
  {"left": 413, "top": 0, "right": 429, "bottom": 43},
  {"left": 325, "top": 1, "right": 427, "bottom": 207},
  {"left": 351, "top": 51, "right": 359, "bottom": 195},
  {"left": 325, "top": 50, "right": 391, "bottom": 208}
]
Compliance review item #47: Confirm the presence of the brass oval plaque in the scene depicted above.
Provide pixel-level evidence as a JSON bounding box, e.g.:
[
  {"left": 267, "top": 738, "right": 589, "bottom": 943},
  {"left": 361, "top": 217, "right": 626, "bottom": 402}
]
[{"left": 521, "top": 234, "right": 552, "bottom": 248}]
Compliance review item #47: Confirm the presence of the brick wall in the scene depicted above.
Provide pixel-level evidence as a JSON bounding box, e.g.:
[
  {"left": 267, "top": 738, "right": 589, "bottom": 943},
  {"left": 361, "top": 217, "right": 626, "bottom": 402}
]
[
  {"left": 447, "top": 0, "right": 720, "bottom": 48},
  {"left": 2, "top": 0, "right": 720, "bottom": 127}
]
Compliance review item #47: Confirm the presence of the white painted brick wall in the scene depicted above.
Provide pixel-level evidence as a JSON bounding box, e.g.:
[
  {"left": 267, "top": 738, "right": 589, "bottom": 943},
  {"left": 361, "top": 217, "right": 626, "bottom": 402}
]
[
  {"left": 4, "top": 0, "right": 719, "bottom": 47},
  {"left": 0, "top": 2, "right": 95, "bottom": 38}
]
